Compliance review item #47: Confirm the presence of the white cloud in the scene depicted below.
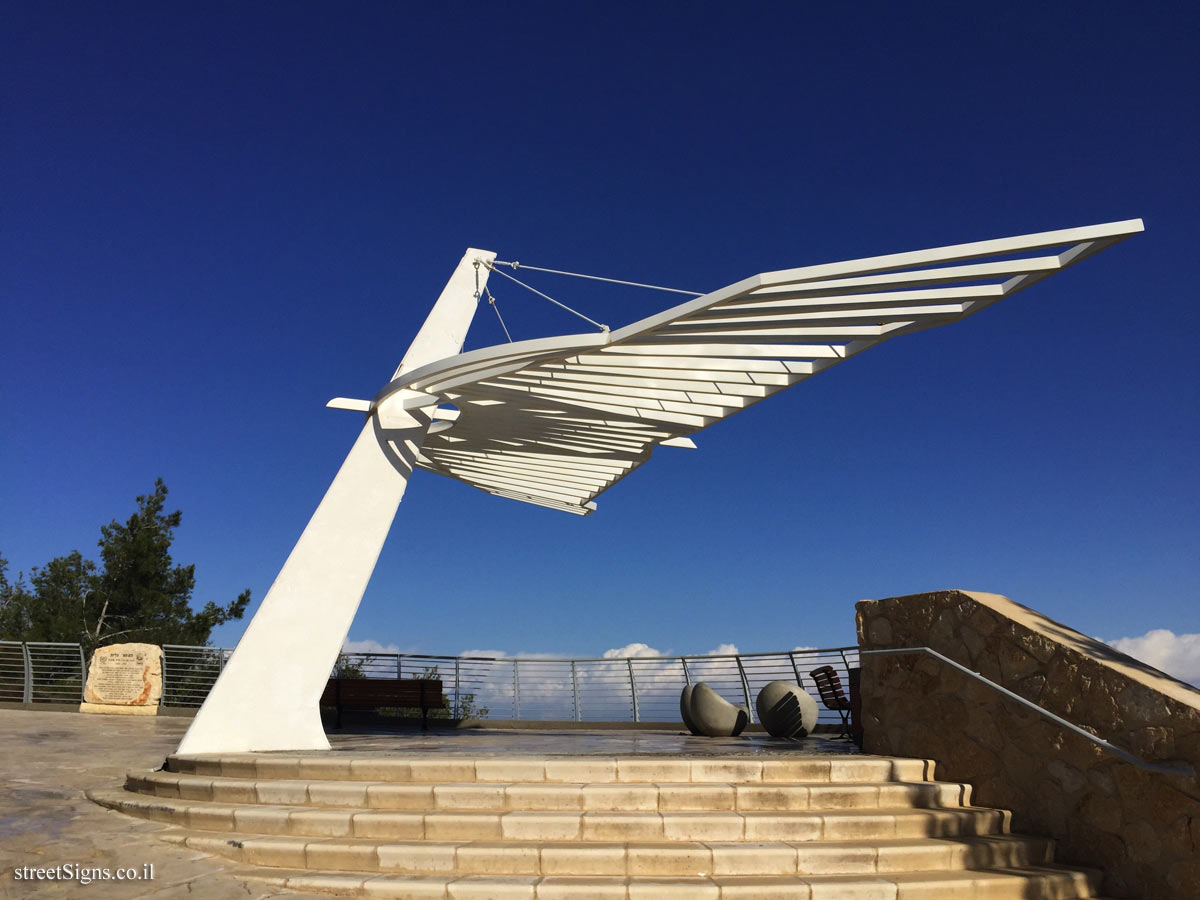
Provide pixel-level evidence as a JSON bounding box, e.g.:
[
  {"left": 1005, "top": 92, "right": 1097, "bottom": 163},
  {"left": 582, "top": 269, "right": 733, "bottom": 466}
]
[
  {"left": 792, "top": 645, "right": 817, "bottom": 652},
  {"left": 707, "top": 643, "right": 739, "bottom": 656},
  {"left": 342, "top": 638, "right": 401, "bottom": 654},
  {"left": 603, "top": 642, "right": 664, "bottom": 659},
  {"left": 1107, "top": 629, "right": 1200, "bottom": 686},
  {"left": 460, "top": 649, "right": 510, "bottom": 658},
  {"left": 600, "top": 642, "right": 741, "bottom": 659}
]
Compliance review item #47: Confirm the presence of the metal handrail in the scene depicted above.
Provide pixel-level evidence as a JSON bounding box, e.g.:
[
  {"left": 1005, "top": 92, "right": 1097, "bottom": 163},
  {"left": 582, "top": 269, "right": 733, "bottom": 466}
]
[
  {"left": 1, "top": 640, "right": 858, "bottom": 725},
  {"left": 384, "top": 647, "right": 860, "bottom": 663},
  {"left": 862, "top": 646, "right": 1195, "bottom": 778}
]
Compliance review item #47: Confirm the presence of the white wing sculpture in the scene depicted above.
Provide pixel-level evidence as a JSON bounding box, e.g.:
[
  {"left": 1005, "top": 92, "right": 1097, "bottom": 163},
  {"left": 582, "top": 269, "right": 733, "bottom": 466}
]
[
  {"left": 374, "top": 219, "right": 1144, "bottom": 514},
  {"left": 180, "top": 221, "right": 1142, "bottom": 754}
]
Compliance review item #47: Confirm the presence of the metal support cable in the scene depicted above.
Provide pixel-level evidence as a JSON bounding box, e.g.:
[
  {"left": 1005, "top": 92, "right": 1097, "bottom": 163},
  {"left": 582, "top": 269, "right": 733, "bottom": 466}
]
[
  {"left": 492, "top": 260, "right": 704, "bottom": 297},
  {"left": 484, "top": 263, "right": 609, "bottom": 332},
  {"left": 483, "top": 286, "right": 513, "bottom": 343}
]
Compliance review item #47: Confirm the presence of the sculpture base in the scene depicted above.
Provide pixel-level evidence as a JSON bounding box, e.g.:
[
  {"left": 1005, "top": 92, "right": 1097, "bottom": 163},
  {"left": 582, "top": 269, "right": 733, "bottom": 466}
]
[{"left": 80, "top": 701, "right": 159, "bottom": 716}]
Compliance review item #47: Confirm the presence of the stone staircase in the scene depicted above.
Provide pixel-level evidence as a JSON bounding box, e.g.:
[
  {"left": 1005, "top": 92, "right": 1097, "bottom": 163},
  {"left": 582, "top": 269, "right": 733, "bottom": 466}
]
[{"left": 88, "top": 751, "right": 1107, "bottom": 898}]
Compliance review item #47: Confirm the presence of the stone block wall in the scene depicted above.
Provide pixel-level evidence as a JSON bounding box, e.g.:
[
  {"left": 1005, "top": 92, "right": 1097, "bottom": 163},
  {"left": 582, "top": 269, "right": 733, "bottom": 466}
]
[{"left": 856, "top": 590, "right": 1200, "bottom": 899}]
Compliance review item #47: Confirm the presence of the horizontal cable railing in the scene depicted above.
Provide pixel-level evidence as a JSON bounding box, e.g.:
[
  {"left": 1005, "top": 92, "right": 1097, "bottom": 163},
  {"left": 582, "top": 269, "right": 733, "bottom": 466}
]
[
  {"left": 0, "top": 640, "right": 859, "bottom": 726},
  {"left": 0, "top": 641, "right": 29, "bottom": 703},
  {"left": 161, "top": 644, "right": 233, "bottom": 707},
  {"left": 27, "top": 642, "right": 86, "bottom": 702},
  {"left": 333, "top": 647, "right": 860, "bottom": 726}
]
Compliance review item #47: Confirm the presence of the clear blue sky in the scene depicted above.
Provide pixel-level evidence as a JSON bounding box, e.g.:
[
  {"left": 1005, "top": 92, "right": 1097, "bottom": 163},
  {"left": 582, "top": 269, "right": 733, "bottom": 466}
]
[{"left": 3, "top": 3, "right": 1197, "bottom": 661}]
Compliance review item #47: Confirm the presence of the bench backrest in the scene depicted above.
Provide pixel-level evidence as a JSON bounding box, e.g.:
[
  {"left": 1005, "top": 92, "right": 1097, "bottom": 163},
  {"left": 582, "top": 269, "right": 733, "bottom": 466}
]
[
  {"left": 808, "top": 665, "right": 850, "bottom": 710},
  {"left": 321, "top": 678, "right": 445, "bottom": 708}
]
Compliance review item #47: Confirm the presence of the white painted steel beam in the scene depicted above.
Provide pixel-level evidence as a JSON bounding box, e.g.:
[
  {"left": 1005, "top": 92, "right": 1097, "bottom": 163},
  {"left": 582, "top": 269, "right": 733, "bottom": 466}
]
[{"left": 177, "top": 249, "right": 495, "bottom": 754}]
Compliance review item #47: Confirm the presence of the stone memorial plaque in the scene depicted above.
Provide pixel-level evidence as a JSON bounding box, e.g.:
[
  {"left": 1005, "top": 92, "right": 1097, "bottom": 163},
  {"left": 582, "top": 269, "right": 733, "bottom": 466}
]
[{"left": 80, "top": 642, "right": 163, "bottom": 715}]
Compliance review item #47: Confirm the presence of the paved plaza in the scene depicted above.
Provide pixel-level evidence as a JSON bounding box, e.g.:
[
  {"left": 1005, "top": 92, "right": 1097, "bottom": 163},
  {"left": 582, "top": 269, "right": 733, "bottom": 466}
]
[{"left": 0, "top": 709, "right": 299, "bottom": 899}]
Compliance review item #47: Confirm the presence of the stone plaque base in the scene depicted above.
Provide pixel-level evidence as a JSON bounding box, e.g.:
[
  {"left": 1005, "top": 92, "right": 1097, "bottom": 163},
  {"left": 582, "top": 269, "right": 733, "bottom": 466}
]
[
  {"left": 81, "top": 642, "right": 164, "bottom": 716},
  {"left": 79, "top": 700, "right": 160, "bottom": 716}
]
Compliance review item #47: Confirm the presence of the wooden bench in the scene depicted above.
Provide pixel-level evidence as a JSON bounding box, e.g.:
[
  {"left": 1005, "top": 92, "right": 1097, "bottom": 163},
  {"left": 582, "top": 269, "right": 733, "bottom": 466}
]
[{"left": 321, "top": 677, "right": 446, "bottom": 730}]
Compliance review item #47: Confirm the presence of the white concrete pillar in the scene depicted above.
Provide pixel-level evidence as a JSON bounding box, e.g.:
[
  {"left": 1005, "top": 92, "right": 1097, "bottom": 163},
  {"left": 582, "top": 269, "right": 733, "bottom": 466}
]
[{"left": 177, "top": 249, "right": 495, "bottom": 754}]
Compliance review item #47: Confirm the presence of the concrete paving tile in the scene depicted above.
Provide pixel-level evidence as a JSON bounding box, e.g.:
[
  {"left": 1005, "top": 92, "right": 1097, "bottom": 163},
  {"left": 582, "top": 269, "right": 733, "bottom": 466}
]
[
  {"left": 455, "top": 841, "right": 539, "bottom": 875},
  {"left": 535, "top": 875, "right": 629, "bottom": 899},
  {"left": 368, "top": 783, "right": 435, "bottom": 809},
  {"left": 502, "top": 812, "right": 582, "bottom": 841},
  {"left": 426, "top": 812, "right": 504, "bottom": 840},
  {"left": 582, "top": 812, "right": 664, "bottom": 841},
  {"left": 544, "top": 760, "right": 617, "bottom": 784},
  {"left": 714, "top": 875, "right": 813, "bottom": 898},
  {"left": 507, "top": 784, "right": 585, "bottom": 811},
  {"left": 708, "top": 842, "right": 799, "bottom": 875},
  {"left": 448, "top": 874, "right": 538, "bottom": 899},
  {"left": 616, "top": 759, "right": 690, "bottom": 783},
  {"left": 353, "top": 811, "right": 426, "bottom": 839},
  {"left": 581, "top": 785, "right": 657, "bottom": 811},
  {"left": 254, "top": 755, "right": 304, "bottom": 779},
  {"left": 435, "top": 784, "right": 507, "bottom": 810},
  {"left": 628, "top": 877, "right": 719, "bottom": 898},
  {"left": 539, "top": 842, "right": 625, "bottom": 876},
  {"left": 794, "top": 842, "right": 878, "bottom": 875},
  {"left": 377, "top": 841, "right": 459, "bottom": 874},
  {"left": 254, "top": 779, "right": 310, "bottom": 805},
  {"left": 626, "top": 841, "right": 712, "bottom": 877},
  {"left": 288, "top": 808, "right": 355, "bottom": 837},
  {"left": 362, "top": 874, "right": 452, "bottom": 898},
  {"left": 659, "top": 784, "right": 736, "bottom": 811}
]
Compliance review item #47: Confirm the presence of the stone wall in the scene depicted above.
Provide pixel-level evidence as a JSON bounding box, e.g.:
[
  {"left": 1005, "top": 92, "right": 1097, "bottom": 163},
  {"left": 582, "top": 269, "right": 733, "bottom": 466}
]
[{"left": 856, "top": 590, "right": 1200, "bottom": 899}]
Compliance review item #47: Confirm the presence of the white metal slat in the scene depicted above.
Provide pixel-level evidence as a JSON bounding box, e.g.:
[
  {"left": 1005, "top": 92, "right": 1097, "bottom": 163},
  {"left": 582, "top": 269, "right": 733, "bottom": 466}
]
[{"left": 389, "top": 221, "right": 1142, "bottom": 513}]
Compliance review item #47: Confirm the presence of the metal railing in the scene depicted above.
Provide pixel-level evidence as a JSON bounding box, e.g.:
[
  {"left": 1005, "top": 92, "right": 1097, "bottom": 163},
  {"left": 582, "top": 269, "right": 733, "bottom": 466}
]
[
  {"left": 0, "top": 641, "right": 86, "bottom": 703},
  {"left": 862, "top": 647, "right": 1195, "bottom": 777},
  {"left": 161, "top": 644, "right": 232, "bottom": 707},
  {"left": 0, "top": 639, "right": 859, "bottom": 726},
  {"left": 330, "top": 647, "right": 860, "bottom": 726}
]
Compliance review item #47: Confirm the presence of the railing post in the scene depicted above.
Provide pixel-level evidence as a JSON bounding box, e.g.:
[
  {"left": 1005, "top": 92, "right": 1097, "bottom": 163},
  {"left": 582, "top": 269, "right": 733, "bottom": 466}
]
[
  {"left": 454, "top": 657, "right": 461, "bottom": 718},
  {"left": 21, "top": 643, "right": 32, "bottom": 704},
  {"left": 734, "top": 655, "right": 754, "bottom": 723},
  {"left": 681, "top": 657, "right": 692, "bottom": 686},
  {"left": 788, "top": 651, "right": 804, "bottom": 687},
  {"left": 571, "top": 661, "right": 580, "bottom": 722},
  {"left": 78, "top": 644, "right": 87, "bottom": 701},
  {"left": 627, "top": 659, "right": 640, "bottom": 723},
  {"left": 513, "top": 659, "right": 521, "bottom": 720}
]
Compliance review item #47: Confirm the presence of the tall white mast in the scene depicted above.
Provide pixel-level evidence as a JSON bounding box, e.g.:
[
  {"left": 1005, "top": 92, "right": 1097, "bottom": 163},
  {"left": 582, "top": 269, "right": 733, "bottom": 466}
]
[{"left": 178, "top": 249, "right": 495, "bottom": 754}]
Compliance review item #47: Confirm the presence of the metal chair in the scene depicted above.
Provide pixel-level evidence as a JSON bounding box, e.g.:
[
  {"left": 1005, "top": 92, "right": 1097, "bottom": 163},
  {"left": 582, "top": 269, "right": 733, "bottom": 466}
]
[{"left": 809, "top": 665, "right": 852, "bottom": 739}]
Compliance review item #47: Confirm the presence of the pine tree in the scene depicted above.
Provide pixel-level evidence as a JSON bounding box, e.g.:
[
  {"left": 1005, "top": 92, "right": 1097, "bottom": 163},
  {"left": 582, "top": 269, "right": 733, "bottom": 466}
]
[{"left": 0, "top": 479, "right": 250, "bottom": 651}]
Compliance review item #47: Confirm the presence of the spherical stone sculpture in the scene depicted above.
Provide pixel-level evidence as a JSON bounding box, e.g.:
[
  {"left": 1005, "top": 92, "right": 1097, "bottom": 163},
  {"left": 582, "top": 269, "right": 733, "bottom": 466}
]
[
  {"left": 681, "top": 682, "right": 749, "bottom": 737},
  {"left": 755, "top": 680, "right": 819, "bottom": 739}
]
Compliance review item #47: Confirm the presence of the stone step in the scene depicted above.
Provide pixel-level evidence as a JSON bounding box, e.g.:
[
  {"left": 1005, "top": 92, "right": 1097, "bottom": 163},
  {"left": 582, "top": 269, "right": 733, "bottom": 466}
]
[
  {"left": 165, "top": 755, "right": 935, "bottom": 785},
  {"left": 130, "top": 772, "right": 972, "bottom": 812},
  {"left": 89, "top": 789, "right": 1011, "bottom": 842},
  {"left": 231, "top": 865, "right": 1103, "bottom": 898},
  {"left": 172, "top": 832, "right": 1055, "bottom": 877}
]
